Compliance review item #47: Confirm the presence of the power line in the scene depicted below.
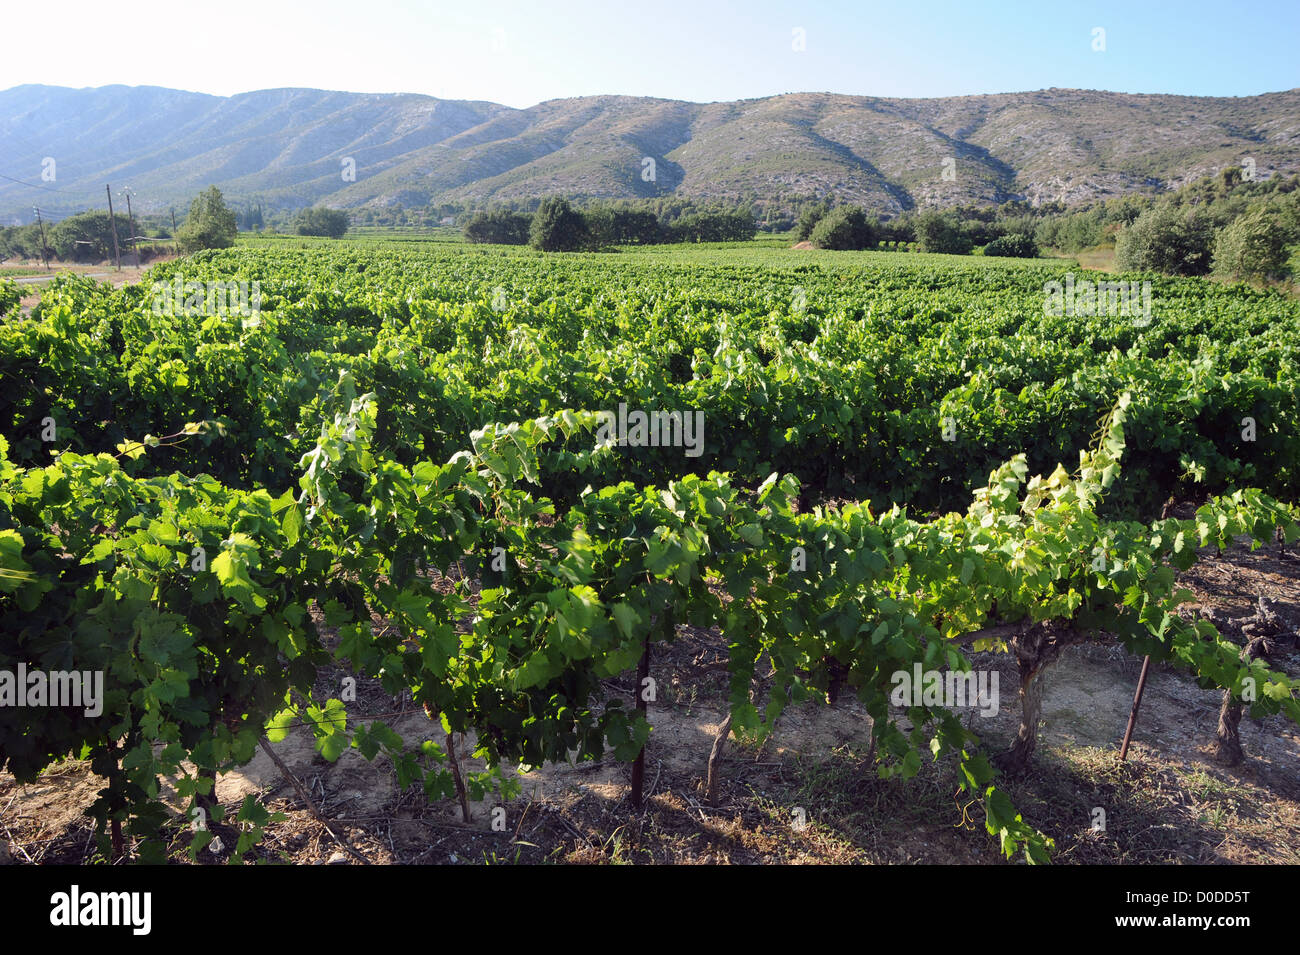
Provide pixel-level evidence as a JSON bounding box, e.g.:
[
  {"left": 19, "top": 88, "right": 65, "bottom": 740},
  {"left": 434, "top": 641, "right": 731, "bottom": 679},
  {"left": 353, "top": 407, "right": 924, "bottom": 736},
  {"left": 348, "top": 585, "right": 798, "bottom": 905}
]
[
  {"left": 30, "top": 206, "right": 76, "bottom": 223},
  {"left": 0, "top": 170, "right": 71, "bottom": 192}
]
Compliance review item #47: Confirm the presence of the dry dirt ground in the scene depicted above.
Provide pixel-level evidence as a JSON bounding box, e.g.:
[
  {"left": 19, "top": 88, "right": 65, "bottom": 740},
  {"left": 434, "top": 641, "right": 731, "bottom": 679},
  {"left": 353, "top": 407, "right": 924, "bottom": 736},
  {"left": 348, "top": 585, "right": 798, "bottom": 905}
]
[
  {"left": 4, "top": 261, "right": 163, "bottom": 314},
  {"left": 2, "top": 533, "right": 1298, "bottom": 867}
]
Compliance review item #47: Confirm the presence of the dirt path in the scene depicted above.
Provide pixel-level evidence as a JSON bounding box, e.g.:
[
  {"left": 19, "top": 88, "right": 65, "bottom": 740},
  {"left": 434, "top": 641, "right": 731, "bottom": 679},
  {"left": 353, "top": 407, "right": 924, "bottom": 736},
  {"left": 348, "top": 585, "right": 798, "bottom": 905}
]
[
  {"left": 12, "top": 272, "right": 114, "bottom": 284},
  {"left": 5, "top": 262, "right": 160, "bottom": 313}
]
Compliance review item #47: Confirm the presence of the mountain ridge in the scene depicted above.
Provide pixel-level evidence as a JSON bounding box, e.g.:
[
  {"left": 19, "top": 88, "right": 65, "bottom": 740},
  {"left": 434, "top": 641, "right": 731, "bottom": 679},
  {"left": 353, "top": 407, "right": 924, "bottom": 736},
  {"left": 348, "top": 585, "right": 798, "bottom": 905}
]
[{"left": 3, "top": 83, "right": 1299, "bottom": 223}]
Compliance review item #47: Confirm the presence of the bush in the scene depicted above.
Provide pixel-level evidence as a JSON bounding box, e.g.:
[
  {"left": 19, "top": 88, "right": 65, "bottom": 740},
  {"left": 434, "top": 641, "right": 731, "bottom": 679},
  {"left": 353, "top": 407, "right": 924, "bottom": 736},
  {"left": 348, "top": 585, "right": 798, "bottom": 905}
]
[
  {"left": 0, "top": 223, "right": 46, "bottom": 261},
  {"left": 1034, "top": 207, "right": 1108, "bottom": 253},
  {"left": 464, "top": 210, "right": 532, "bottom": 245},
  {"left": 1212, "top": 208, "right": 1289, "bottom": 280},
  {"left": 1115, "top": 204, "right": 1213, "bottom": 275},
  {"left": 0, "top": 279, "right": 19, "bottom": 316},
  {"left": 808, "top": 206, "right": 877, "bottom": 250},
  {"left": 48, "top": 211, "right": 133, "bottom": 262},
  {"left": 983, "top": 233, "right": 1040, "bottom": 258},
  {"left": 530, "top": 198, "right": 589, "bottom": 252},
  {"left": 176, "top": 186, "right": 238, "bottom": 253},
  {"left": 295, "top": 207, "right": 350, "bottom": 239},
  {"left": 915, "top": 211, "right": 974, "bottom": 254}
]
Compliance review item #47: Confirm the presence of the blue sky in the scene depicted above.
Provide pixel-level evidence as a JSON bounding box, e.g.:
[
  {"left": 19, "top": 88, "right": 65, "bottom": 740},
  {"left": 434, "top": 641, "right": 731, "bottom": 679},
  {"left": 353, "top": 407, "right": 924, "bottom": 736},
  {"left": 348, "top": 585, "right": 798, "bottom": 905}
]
[{"left": 3, "top": 0, "right": 1296, "bottom": 106}]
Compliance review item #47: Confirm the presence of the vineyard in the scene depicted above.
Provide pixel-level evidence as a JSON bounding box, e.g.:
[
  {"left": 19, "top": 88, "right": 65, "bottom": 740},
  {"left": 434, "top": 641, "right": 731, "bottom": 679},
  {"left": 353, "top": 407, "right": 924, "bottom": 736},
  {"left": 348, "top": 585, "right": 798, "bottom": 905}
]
[{"left": 2, "top": 242, "right": 1299, "bottom": 864}]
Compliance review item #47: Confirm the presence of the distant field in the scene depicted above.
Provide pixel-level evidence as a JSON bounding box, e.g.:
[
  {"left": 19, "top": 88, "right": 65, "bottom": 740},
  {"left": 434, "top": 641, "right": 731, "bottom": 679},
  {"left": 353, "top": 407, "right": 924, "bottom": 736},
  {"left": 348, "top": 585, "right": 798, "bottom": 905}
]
[
  {"left": 233, "top": 229, "right": 1078, "bottom": 270},
  {"left": 1044, "top": 242, "right": 1118, "bottom": 272},
  {"left": 615, "top": 240, "right": 1067, "bottom": 270},
  {"left": 236, "top": 225, "right": 465, "bottom": 248}
]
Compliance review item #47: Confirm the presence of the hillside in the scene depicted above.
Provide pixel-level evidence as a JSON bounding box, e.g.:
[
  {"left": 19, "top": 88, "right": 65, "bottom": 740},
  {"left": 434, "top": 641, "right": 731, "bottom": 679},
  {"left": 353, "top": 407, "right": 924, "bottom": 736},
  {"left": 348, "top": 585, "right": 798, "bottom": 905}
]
[{"left": 3, "top": 84, "right": 1299, "bottom": 222}]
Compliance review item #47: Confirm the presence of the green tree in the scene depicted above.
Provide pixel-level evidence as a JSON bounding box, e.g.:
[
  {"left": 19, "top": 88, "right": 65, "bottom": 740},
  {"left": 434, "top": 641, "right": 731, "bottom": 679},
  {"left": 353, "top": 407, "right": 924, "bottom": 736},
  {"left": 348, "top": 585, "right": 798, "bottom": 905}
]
[
  {"left": 464, "top": 209, "right": 532, "bottom": 245},
  {"left": 295, "top": 207, "right": 351, "bottom": 239},
  {"left": 530, "top": 198, "right": 588, "bottom": 252},
  {"left": 668, "top": 207, "right": 756, "bottom": 243},
  {"left": 581, "top": 206, "right": 617, "bottom": 248},
  {"left": 176, "top": 186, "right": 238, "bottom": 253},
  {"left": 795, "top": 202, "right": 829, "bottom": 241},
  {"left": 808, "top": 206, "right": 877, "bottom": 250},
  {"left": 915, "top": 211, "right": 973, "bottom": 254},
  {"left": 611, "top": 209, "right": 664, "bottom": 244},
  {"left": 579, "top": 205, "right": 667, "bottom": 246},
  {"left": 48, "top": 211, "right": 132, "bottom": 262},
  {"left": 1211, "top": 208, "right": 1288, "bottom": 280},
  {"left": 1115, "top": 204, "right": 1213, "bottom": 275},
  {"left": 0, "top": 223, "right": 46, "bottom": 261}
]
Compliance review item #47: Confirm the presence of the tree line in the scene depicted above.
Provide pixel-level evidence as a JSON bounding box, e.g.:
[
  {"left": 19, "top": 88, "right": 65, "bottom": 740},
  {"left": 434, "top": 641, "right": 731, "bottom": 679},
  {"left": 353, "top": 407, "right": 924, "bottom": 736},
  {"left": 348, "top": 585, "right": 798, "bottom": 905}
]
[
  {"left": 6, "top": 168, "right": 1295, "bottom": 281},
  {"left": 789, "top": 202, "right": 1041, "bottom": 258},
  {"left": 463, "top": 198, "right": 757, "bottom": 250},
  {"left": 791, "top": 168, "right": 1300, "bottom": 281},
  {"left": 0, "top": 188, "right": 350, "bottom": 263}
]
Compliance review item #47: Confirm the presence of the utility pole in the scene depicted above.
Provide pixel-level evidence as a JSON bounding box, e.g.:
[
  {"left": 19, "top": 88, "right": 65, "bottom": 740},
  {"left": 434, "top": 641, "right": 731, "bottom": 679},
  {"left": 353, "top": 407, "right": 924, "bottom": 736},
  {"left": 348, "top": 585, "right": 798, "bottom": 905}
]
[
  {"left": 33, "top": 207, "right": 50, "bottom": 271},
  {"left": 170, "top": 208, "right": 179, "bottom": 255},
  {"left": 124, "top": 190, "right": 139, "bottom": 266},
  {"left": 106, "top": 185, "right": 121, "bottom": 271}
]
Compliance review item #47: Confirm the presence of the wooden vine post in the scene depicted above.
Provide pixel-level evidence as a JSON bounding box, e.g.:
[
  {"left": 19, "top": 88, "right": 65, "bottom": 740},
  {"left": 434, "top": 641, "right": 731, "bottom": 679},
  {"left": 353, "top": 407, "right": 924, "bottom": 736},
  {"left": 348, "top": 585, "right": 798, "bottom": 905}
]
[
  {"left": 706, "top": 667, "right": 757, "bottom": 806},
  {"left": 446, "top": 731, "right": 472, "bottom": 823},
  {"left": 704, "top": 712, "right": 733, "bottom": 806},
  {"left": 1118, "top": 655, "right": 1152, "bottom": 762},
  {"left": 103, "top": 736, "right": 125, "bottom": 859},
  {"left": 629, "top": 631, "right": 652, "bottom": 811},
  {"left": 424, "top": 703, "right": 472, "bottom": 822}
]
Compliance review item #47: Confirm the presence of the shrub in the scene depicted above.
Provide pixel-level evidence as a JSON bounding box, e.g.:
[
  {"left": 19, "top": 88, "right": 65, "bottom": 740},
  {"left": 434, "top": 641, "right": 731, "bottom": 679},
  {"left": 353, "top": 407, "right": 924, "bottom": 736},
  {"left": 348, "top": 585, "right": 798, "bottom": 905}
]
[
  {"left": 808, "top": 206, "right": 878, "bottom": 250},
  {"left": 1115, "top": 204, "right": 1213, "bottom": 275},
  {"left": 1211, "top": 208, "right": 1289, "bottom": 280},
  {"left": 49, "top": 211, "right": 132, "bottom": 262},
  {"left": 295, "top": 207, "right": 350, "bottom": 239},
  {"left": 0, "top": 223, "right": 46, "bottom": 261},
  {"left": 915, "top": 211, "right": 973, "bottom": 254},
  {"left": 983, "top": 233, "right": 1040, "bottom": 258}
]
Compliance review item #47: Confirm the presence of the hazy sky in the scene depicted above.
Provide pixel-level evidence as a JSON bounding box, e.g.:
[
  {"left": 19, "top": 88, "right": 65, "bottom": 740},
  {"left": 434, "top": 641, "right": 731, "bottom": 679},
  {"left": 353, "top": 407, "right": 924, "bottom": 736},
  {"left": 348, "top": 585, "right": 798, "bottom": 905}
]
[{"left": 3, "top": 0, "right": 1297, "bottom": 106}]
